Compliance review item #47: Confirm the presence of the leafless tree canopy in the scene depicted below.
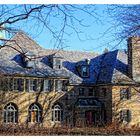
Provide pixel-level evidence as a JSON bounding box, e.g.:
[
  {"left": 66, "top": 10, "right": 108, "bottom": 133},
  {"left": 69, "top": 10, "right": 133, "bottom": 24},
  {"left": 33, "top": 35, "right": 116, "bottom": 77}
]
[
  {"left": 107, "top": 5, "right": 140, "bottom": 40},
  {"left": 0, "top": 4, "right": 98, "bottom": 49}
]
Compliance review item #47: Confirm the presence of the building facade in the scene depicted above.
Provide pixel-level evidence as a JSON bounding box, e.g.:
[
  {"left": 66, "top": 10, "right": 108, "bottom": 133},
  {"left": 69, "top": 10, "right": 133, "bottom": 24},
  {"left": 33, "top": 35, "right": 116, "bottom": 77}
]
[{"left": 0, "top": 32, "right": 140, "bottom": 128}]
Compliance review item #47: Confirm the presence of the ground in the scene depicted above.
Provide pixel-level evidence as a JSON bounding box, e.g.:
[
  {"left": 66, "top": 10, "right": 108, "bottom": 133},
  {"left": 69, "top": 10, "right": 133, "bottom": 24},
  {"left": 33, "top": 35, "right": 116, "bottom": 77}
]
[{"left": 0, "top": 124, "right": 140, "bottom": 136}]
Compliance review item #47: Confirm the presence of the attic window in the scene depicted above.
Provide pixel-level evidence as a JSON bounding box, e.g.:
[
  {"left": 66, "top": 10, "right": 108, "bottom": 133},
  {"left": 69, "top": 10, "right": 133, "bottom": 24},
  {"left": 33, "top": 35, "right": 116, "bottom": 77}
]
[
  {"left": 120, "top": 88, "right": 131, "bottom": 100},
  {"left": 81, "top": 65, "right": 89, "bottom": 77},
  {"left": 55, "top": 59, "right": 61, "bottom": 69},
  {"left": 24, "top": 52, "right": 36, "bottom": 68}
]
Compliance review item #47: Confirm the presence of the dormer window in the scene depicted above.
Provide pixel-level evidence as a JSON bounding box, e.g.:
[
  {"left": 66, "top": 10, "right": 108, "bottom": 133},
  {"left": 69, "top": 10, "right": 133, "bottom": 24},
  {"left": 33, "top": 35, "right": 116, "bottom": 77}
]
[
  {"left": 81, "top": 65, "right": 89, "bottom": 77},
  {"left": 55, "top": 59, "right": 62, "bottom": 69},
  {"left": 49, "top": 53, "right": 63, "bottom": 70},
  {"left": 24, "top": 52, "right": 36, "bottom": 68},
  {"left": 76, "top": 58, "right": 90, "bottom": 78}
]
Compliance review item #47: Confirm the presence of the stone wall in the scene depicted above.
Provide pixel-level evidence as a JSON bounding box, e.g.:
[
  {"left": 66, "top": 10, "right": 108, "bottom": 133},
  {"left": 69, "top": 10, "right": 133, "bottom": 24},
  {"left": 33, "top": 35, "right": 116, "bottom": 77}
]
[
  {"left": 112, "top": 85, "right": 140, "bottom": 127},
  {"left": 128, "top": 36, "right": 140, "bottom": 81}
]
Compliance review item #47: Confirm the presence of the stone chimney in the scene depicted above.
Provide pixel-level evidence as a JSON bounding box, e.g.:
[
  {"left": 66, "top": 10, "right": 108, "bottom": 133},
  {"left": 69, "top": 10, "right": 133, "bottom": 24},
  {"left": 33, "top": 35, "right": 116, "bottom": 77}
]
[{"left": 128, "top": 36, "right": 140, "bottom": 82}]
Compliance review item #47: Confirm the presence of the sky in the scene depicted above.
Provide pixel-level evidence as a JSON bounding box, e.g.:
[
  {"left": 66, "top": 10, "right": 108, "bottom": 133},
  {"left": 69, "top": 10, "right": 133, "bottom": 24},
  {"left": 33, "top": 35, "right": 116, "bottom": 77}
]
[
  {"left": 35, "top": 5, "right": 113, "bottom": 53},
  {"left": 31, "top": 4, "right": 121, "bottom": 53},
  {"left": 3, "top": 4, "right": 127, "bottom": 53}
]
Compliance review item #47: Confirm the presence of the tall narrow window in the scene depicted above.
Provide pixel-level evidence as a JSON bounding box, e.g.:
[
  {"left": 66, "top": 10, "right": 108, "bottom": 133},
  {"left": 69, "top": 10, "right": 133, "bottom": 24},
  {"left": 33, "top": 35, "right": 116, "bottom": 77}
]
[
  {"left": 13, "top": 78, "right": 18, "bottom": 91},
  {"left": 4, "top": 103, "right": 18, "bottom": 123},
  {"left": 100, "top": 88, "right": 107, "bottom": 97},
  {"left": 55, "top": 80, "right": 68, "bottom": 92},
  {"left": 120, "top": 110, "right": 131, "bottom": 123},
  {"left": 81, "top": 65, "right": 89, "bottom": 77},
  {"left": 52, "top": 104, "right": 63, "bottom": 122},
  {"left": 120, "top": 88, "right": 131, "bottom": 100},
  {"left": 79, "top": 88, "right": 85, "bottom": 96},
  {"left": 13, "top": 78, "right": 24, "bottom": 92},
  {"left": 29, "top": 79, "right": 36, "bottom": 92},
  {"left": 55, "top": 59, "right": 61, "bottom": 69},
  {"left": 28, "top": 103, "right": 42, "bottom": 123},
  {"left": 43, "top": 79, "right": 53, "bottom": 92},
  {"left": 88, "top": 88, "right": 95, "bottom": 96},
  {"left": 26, "top": 79, "right": 37, "bottom": 92}
]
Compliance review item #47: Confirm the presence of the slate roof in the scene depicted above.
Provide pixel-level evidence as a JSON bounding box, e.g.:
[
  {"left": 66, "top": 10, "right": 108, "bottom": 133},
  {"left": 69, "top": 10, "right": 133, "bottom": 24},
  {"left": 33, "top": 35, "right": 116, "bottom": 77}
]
[{"left": 0, "top": 32, "right": 132, "bottom": 85}]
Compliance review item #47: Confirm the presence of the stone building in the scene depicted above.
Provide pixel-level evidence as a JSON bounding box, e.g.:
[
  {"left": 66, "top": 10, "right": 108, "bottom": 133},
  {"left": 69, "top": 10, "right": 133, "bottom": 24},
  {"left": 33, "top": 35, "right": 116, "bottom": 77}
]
[{"left": 0, "top": 32, "right": 140, "bottom": 128}]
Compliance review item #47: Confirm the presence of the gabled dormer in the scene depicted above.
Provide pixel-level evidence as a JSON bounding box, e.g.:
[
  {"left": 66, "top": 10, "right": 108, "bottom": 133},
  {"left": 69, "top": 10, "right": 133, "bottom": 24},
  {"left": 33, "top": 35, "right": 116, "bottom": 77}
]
[
  {"left": 24, "top": 51, "right": 36, "bottom": 68},
  {"left": 49, "top": 53, "right": 63, "bottom": 70},
  {"left": 76, "top": 58, "right": 90, "bottom": 78}
]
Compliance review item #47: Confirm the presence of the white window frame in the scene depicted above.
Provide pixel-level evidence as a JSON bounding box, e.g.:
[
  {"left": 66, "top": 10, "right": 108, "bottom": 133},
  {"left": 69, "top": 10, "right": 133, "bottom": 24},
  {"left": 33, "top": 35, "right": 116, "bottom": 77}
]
[
  {"left": 52, "top": 105, "right": 63, "bottom": 122},
  {"left": 55, "top": 59, "right": 62, "bottom": 69},
  {"left": 29, "top": 79, "right": 35, "bottom": 92},
  {"left": 13, "top": 78, "right": 19, "bottom": 91},
  {"left": 4, "top": 103, "right": 18, "bottom": 123},
  {"left": 43, "top": 79, "right": 51, "bottom": 92}
]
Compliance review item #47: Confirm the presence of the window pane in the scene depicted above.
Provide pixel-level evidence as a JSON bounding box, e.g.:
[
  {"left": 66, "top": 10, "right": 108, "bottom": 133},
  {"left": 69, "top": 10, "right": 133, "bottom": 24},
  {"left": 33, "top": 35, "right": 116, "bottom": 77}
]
[
  {"left": 18, "top": 79, "right": 24, "bottom": 92},
  {"left": 79, "top": 88, "right": 84, "bottom": 96},
  {"left": 88, "top": 88, "right": 94, "bottom": 96},
  {"left": 25, "top": 79, "right": 29, "bottom": 92},
  {"left": 28, "top": 103, "right": 42, "bottom": 123},
  {"left": 52, "top": 105, "right": 63, "bottom": 122},
  {"left": 44, "top": 80, "right": 52, "bottom": 92},
  {"left": 55, "top": 59, "right": 61, "bottom": 69},
  {"left": 120, "top": 88, "right": 130, "bottom": 100},
  {"left": 4, "top": 103, "right": 18, "bottom": 123},
  {"left": 81, "top": 66, "right": 89, "bottom": 77}
]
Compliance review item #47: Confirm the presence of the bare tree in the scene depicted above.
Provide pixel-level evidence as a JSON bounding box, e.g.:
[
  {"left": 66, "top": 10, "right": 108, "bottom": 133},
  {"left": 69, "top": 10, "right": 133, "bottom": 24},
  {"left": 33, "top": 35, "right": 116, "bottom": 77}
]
[
  {"left": 107, "top": 4, "right": 140, "bottom": 41},
  {"left": 0, "top": 4, "right": 99, "bottom": 50}
]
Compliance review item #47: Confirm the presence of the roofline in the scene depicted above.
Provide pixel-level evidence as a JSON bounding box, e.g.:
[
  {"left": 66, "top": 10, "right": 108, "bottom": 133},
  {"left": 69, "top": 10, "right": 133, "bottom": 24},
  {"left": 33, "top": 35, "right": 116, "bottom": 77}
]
[{"left": 0, "top": 74, "right": 69, "bottom": 79}]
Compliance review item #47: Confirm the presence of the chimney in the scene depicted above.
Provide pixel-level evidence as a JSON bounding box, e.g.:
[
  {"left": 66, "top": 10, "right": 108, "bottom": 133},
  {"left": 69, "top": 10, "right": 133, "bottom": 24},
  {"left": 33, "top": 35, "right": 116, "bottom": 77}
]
[{"left": 128, "top": 35, "right": 140, "bottom": 82}]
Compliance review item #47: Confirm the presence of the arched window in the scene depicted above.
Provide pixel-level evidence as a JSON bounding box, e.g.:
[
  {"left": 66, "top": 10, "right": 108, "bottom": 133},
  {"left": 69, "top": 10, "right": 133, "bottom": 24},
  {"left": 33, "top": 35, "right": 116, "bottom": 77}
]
[
  {"left": 28, "top": 103, "right": 42, "bottom": 123},
  {"left": 4, "top": 103, "right": 18, "bottom": 123},
  {"left": 52, "top": 104, "right": 63, "bottom": 122}
]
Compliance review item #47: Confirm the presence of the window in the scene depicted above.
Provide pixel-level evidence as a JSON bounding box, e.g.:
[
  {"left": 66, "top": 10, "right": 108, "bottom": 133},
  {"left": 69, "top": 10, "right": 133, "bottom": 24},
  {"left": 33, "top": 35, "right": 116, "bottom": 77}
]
[
  {"left": 79, "top": 88, "right": 85, "bottom": 96},
  {"left": 88, "top": 88, "right": 95, "bottom": 96},
  {"left": 13, "top": 79, "right": 18, "bottom": 91},
  {"left": 4, "top": 103, "right": 18, "bottom": 123},
  {"left": 28, "top": 103, "right": 42, "bottom": 123},
  {"left": 100, "top": 88, "right": 107, "bottom": 97},
  {"left": 52, "top": 104, "right": 63, "bottom": 122},
  {"left": 55, "top": 80, "right": 68, "bottom": 92},
  {"left": 29, "top": 79, "right": 36, "bottom": 92},
  {"left": 81, "top": 65, "right": 89, "bottom": 77},
  {"left": 26, "top": 79, "right": 37, "bottom": 92},
  {"left": 13, "top": 78, "right": 24, "bottom": 92},
  {"left": 120, "top": 88, "right": 131, "bottom": 100},
  {"left": 0, "top": 78, "right": 24, "bottom": 92},
  {"left": 67, "top": 91, "right": 75, "bottom": 99},
  {"left": 55, "top": 59, "right": 61, "bottom": 69},
  {"left": 0, "top": 78, "right": 8, "bottom": 91},
  {"left": 43, "top": 80, "right": 52, "bottom": 92},
  {"left": 120, "top": 110, "right": 131, "bottom": 123}
]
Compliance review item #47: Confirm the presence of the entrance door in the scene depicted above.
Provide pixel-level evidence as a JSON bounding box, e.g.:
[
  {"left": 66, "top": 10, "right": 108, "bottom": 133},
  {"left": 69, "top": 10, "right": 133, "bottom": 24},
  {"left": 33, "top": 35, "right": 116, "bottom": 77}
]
[
  {"left": 85, "top": 111, "right": 99, "bottom": 127},
  {"left": 85, "top": 111, "right": 93, "bottom": 126}
]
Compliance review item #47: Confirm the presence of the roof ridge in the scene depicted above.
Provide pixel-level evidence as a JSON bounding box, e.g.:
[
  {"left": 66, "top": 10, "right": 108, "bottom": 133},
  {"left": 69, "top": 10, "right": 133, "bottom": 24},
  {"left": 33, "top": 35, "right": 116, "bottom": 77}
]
[{"left": 42, "top": 48, "right": 99, "bottom": 55}]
